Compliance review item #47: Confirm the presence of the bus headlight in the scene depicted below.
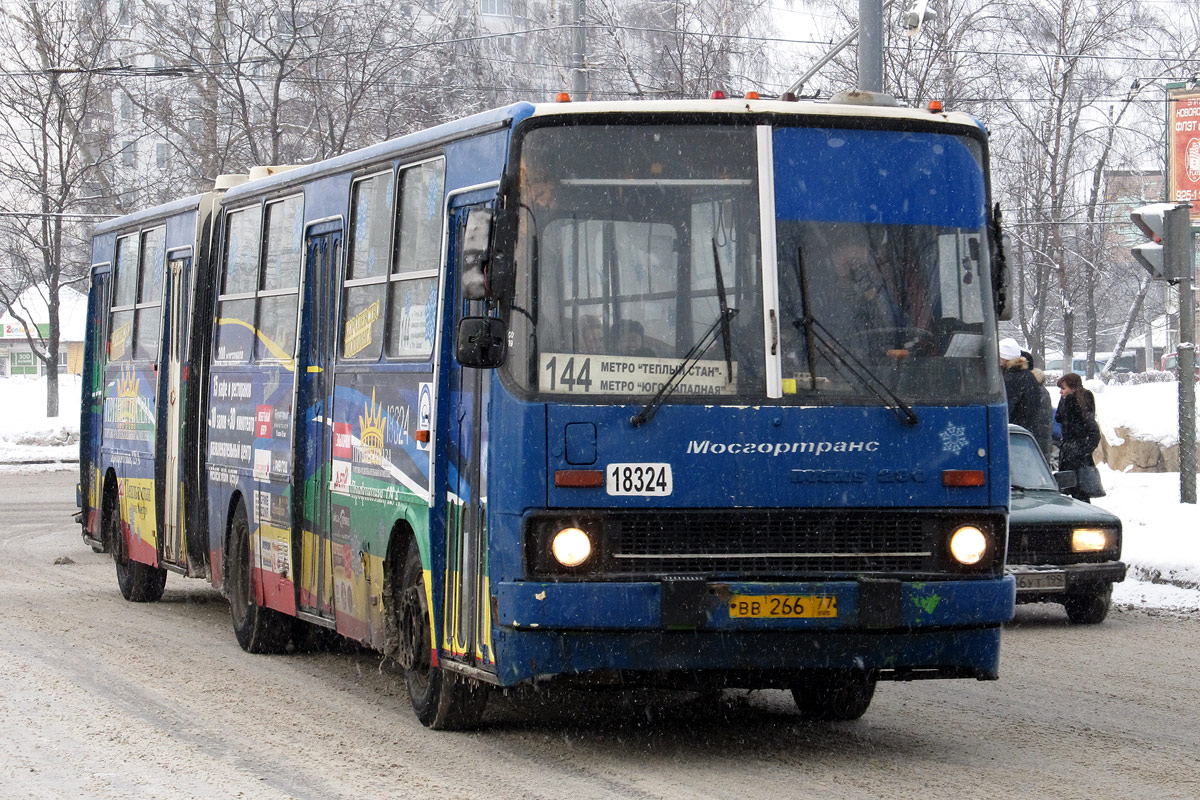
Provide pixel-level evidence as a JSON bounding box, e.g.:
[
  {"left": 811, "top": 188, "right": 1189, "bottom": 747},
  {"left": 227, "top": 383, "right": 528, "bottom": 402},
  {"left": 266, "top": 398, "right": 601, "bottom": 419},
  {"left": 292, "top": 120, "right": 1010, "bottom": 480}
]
[
  {"left": 949, "top": 526, "right": 988, "bottom": 565},
  {"left": 1072, "top": 528, "right": 1108, "bottom": 552},
  {"left": 551, "top": 527, "right": 593, "bottom": 567}
]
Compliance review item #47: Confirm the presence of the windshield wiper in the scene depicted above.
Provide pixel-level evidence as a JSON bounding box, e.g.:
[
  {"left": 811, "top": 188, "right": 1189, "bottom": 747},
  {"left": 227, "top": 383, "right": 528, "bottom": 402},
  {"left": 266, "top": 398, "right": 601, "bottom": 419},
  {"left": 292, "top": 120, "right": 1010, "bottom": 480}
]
[
  {"left": 790, "top": 247, "right": 917, "bottom": 426},
  {"left": 630, "top": 307, "right": 738, "bottom": 427},
  {"left": 712, "top": 238, "right": 734, "bottom": 383},
  {"left": 795, "top": 314, "right": 919, "bottom": 426}
]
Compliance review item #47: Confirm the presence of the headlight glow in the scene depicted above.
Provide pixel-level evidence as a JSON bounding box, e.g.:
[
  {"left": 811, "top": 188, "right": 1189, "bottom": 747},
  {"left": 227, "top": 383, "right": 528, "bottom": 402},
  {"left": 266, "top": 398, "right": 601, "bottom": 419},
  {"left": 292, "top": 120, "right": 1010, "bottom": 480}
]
[
  {"left": 1072, "top": 528, "right": 1108, "bottom": 552},
  {"left": 551, "top": 526, "right": 593, "bottom": 567},
  {"left": 949, "top": 525, "right": 988, "bottom": 565}
]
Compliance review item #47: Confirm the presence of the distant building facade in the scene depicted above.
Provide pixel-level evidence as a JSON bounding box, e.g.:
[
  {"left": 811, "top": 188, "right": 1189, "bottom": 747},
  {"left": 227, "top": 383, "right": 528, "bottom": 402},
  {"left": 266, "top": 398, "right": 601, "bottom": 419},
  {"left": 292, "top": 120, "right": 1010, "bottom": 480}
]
[{"left": 0, "top": 285, "right": 87, "bottom": 378}]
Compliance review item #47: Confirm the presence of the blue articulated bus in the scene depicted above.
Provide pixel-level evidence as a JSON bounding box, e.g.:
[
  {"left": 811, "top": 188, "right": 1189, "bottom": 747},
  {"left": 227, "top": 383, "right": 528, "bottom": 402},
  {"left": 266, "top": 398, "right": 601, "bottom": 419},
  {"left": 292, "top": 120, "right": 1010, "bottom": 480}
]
[{"left": 81, "top": 96, "right": 1016, "bottom": 730}]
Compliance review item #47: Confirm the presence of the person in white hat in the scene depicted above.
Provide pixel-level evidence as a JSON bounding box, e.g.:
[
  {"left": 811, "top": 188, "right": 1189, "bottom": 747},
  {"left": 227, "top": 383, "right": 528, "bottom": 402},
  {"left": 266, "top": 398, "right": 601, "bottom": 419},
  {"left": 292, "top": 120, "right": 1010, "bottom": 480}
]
[{"left": 999, "top": 337, "right": 1050, "bottom": 452}]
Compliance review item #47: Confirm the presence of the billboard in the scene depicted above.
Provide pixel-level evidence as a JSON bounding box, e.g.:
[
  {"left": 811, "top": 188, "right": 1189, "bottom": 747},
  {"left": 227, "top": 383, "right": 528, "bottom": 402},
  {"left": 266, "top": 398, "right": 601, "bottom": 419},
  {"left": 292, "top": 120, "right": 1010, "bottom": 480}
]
[{"left": 1168, "top": 84, "right": 1200, "bottom": 224}]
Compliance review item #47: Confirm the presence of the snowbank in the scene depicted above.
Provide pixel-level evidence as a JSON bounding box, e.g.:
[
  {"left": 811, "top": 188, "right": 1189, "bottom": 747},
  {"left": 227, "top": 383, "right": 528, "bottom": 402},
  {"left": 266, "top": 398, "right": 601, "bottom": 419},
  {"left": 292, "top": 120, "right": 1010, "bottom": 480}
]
[{"left": 0, "top": 376, "right": 82, "bottom": 464}]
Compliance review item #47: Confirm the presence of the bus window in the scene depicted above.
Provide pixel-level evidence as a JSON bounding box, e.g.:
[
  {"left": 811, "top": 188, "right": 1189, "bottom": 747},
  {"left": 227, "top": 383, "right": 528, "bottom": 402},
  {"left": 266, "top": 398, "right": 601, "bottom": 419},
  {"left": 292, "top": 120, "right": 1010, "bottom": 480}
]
[
  {"left": 342, "top": 170, "right": 393, "bottom": 361},
  {"left": 215, "top": 205, "right": 261, "bottom": 363},
  {"left": 387, "top": 158, "right": 444, "bottom": 359},
  {"left": 505, "top": 125, "right": 761, "bottom": 395},
  {"left": 256, "top": 195, "right": 303, "bottom": 361},
  {"left": 134, "top": 226, "right": 165, "bottom": 361},
  {"left": 109, "top": 234, "right": 139, "bottom": 362}
]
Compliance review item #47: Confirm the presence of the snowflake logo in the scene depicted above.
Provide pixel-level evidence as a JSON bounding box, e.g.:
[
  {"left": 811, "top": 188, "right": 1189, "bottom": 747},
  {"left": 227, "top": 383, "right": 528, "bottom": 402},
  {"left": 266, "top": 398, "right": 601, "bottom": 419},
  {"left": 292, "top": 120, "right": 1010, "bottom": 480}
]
[{"left": 940, "top": 423, "right": 969, "bottom": 455}]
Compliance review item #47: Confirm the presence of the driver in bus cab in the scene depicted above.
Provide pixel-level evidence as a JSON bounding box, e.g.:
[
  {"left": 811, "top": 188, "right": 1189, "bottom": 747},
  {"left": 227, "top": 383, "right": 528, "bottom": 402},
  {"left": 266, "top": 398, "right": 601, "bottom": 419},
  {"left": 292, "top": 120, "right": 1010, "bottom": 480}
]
[{"left": 829, "top": 234, "right": 904, "bottom": 336}]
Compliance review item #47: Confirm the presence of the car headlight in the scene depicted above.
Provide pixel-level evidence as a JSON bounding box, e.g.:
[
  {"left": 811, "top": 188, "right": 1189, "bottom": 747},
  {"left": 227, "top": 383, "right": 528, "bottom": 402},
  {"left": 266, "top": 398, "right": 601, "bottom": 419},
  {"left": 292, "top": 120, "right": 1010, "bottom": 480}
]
[
  {"left": 949, "top": 525, "right": 988, "bottom": 565},
  {"left": 1072, "top": 528, "right": 1108, "bottom": 552},
  {"left": 551, "top": 526, "right": 593, "bottom": 567}
]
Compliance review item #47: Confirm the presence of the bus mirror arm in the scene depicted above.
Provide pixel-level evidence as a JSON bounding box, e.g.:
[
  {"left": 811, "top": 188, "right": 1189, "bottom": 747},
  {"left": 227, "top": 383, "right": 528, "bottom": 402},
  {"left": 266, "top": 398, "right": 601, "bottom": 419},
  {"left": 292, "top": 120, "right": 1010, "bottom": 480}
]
[
  {"left": 456, "top": 316, "right": 509, "bottom": 369},
  {"left": 991, "top": 203, "right": 1013, "bottom": 321}
]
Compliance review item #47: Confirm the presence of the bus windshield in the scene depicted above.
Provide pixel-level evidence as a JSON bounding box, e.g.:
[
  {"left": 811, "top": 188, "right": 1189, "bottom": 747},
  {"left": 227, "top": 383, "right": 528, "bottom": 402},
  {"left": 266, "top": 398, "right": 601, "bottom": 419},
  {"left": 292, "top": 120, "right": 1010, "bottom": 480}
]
[{"left": 502, "top": 122, "right": 1000, "bottom": 405}]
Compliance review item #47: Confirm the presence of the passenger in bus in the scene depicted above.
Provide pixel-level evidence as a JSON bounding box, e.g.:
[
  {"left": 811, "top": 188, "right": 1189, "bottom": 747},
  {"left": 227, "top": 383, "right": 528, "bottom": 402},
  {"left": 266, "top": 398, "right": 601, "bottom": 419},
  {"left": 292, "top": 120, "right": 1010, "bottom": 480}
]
[
  {"left": 578, "top": 314, "right": 605, "bottom": 353},
  {"left": 614, "top": 319, "right": 658, "bottom": 357}
]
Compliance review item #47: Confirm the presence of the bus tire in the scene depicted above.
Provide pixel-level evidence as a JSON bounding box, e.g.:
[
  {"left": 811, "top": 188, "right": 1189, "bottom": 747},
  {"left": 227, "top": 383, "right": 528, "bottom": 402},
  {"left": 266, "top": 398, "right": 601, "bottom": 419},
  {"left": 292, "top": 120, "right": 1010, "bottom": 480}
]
[
  {"left": 227, "top": 501, "right": 291, "bottom": 654},
  {"left": 791, "top": 670, "right": 876, "bottom": 721},
  {"left": 106, "top": 490, "right": 166, "bottom": 603},
  {"left": 399, "top": 542, "right": 488, "bottom": 730}
]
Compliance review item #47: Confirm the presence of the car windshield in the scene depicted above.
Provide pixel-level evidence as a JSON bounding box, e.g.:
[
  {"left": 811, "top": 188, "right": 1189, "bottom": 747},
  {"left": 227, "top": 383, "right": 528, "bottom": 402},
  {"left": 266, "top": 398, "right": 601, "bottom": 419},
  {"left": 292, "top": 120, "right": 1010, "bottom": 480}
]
[{"left": 1009, "top": 430, "right": 1059, "bottom": 491}]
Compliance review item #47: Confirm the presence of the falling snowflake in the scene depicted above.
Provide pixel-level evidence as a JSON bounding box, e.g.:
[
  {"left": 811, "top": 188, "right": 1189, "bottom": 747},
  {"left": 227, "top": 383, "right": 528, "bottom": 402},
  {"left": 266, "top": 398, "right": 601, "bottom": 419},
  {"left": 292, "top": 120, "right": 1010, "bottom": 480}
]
[{"left": 940, "top": 423, "right": 969, "bottom": 454}]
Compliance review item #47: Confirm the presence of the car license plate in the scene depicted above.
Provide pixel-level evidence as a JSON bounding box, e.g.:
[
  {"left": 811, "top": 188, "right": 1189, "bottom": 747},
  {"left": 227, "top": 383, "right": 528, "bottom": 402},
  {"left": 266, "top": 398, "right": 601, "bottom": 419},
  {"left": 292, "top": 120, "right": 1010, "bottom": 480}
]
[
  {"left": 728, "top": 594, "right": 837, "bottom": 618},
  {"left": 1013, "top": 571, "right": 1066, "bottom": 592}
]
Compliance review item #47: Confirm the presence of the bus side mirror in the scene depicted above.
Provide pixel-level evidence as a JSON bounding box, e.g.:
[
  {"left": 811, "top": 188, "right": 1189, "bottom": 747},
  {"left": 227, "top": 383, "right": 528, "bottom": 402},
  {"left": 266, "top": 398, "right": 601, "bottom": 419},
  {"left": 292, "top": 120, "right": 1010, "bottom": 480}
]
[
  {"left": 456, "top": 316, "right": 508, "bottom": 368},
  {"left": 991, "top": 203, "right": 1013, "bottom": 321},
  {"left": 461, "top": 209, "right": 493, "bottom": 301}
]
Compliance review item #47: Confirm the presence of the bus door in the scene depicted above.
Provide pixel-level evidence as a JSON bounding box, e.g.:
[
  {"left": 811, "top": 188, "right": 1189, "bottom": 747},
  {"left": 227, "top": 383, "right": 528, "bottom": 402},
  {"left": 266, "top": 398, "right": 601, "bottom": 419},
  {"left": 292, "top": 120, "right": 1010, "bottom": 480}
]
[
  {"left": 295, "top": 221, "right": 342, "bottom": 623},
  {"left": 81, "top": 267, "right": 111, "bottom": 541},
  {"left": 441, "top": 199, "right": 496, "bottom": 669},
  {"left": 160, "top": 249, "right": 191, "bottom": 567}
]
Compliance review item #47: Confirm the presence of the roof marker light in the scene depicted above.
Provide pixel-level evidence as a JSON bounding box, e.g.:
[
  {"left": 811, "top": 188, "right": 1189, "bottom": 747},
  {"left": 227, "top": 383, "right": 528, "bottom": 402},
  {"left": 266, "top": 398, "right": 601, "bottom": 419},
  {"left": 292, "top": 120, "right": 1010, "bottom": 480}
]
[
  {"left": 745, "top": 91, "right": 759, "bottom": 100},
  {"left": 928, "top": 100, "right": 944, "bottom": 112},
  {"left": 556, "top": 92, "right": 571, "bottom": 103},
  {"left": 781, "top": 92, "right": 798, "bottom": 102},
  {"left": 711, "top": 90, "right": 726, "bottom": 99}
]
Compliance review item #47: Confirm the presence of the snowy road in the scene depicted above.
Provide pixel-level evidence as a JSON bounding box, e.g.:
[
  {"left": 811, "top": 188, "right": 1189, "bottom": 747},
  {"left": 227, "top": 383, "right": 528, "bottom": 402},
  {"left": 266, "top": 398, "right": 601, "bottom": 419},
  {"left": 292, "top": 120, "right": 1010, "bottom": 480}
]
[{"left": 3, "top": 470, "right": 1199, "bottom": 800}]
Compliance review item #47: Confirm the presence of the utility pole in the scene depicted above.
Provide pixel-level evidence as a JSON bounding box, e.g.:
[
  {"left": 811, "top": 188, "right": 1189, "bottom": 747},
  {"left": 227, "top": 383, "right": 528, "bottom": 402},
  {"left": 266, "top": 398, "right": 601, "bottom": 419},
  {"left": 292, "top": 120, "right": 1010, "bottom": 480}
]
[
  {"left": 572, "top": 0, "right": 587, "bottom": 97},
  {"left": 858, "top": 0, "right": 883, "bottom": 92}
]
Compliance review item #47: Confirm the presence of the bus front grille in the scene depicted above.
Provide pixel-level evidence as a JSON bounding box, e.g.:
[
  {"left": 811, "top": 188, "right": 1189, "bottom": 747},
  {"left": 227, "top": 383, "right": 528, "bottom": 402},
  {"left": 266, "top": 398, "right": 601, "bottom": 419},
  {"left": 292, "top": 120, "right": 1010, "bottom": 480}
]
[{"left": 602, "top": 510, "right": 933, "bottom": 577}]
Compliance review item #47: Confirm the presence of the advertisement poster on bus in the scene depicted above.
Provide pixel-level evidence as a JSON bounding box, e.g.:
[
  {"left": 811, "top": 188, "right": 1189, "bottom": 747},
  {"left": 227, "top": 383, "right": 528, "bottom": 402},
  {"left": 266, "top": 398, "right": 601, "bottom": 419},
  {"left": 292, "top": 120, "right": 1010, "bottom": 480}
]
[{"left": 1168, "top": 84, "right": 1200, "bottom": 224}]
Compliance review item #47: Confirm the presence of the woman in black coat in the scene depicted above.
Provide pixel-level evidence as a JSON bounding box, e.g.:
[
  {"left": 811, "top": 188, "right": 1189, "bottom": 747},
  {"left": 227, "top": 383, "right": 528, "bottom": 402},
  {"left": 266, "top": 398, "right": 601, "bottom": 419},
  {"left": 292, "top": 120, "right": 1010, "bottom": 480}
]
[{"left": 1055, "top": 372, "right": 1102, "bottom": 502}]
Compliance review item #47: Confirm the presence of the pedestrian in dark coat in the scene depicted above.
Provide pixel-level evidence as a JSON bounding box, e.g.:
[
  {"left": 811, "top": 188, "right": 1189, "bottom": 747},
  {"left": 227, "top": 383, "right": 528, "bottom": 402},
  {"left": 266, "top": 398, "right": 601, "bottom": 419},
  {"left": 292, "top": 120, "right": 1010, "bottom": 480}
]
[
  {"left": 1000, "top": 338, "right": 1050, "bottom": 451},
  {"left": 1021, "top": 349, "right": 1055, "bottom": 459},
  {"left": 1056, "top": 372, "right": 1102, "bottom": 502}
]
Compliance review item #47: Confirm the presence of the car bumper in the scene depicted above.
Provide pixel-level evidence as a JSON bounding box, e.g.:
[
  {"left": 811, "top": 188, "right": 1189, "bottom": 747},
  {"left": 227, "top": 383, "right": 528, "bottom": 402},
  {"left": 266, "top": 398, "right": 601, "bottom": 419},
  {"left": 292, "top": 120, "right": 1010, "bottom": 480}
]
[{"left": 1008, "top": 561, "right": 1126, "bottom": 601}]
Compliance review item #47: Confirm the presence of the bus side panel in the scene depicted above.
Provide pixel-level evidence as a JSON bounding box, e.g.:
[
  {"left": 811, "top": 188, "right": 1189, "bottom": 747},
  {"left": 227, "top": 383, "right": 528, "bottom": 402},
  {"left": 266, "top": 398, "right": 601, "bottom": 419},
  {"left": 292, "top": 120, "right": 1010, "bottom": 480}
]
[
  {"left": 103, "top": 361, "right": 160, "bottom": 566},
  {"left": 328, "top": 368, "right": 434, "bottom": 649},
  {"left": 206, "top": 363, "right": 298, "bottom": 610}
]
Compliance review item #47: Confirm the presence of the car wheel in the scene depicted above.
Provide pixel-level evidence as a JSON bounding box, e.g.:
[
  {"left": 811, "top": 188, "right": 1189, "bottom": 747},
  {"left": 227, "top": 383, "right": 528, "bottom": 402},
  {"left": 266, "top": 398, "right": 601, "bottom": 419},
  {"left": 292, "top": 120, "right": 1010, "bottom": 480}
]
[
  {"left": 1063, "top": 584, "right": 1112, "bottom": 625},
  {"left": 791, "top": 670, "right": 876, "bottom": 721}
]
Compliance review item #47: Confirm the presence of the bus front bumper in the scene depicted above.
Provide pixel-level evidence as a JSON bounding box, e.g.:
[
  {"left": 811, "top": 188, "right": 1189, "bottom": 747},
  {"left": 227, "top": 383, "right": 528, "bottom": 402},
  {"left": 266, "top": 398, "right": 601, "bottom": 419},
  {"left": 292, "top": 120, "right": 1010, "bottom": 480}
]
[
  {"left": 496, "top": 576, "right": 1016, "bottom": 632},
  {"left": 487, "top": 577, "right": 1015, "bottom": 686}
]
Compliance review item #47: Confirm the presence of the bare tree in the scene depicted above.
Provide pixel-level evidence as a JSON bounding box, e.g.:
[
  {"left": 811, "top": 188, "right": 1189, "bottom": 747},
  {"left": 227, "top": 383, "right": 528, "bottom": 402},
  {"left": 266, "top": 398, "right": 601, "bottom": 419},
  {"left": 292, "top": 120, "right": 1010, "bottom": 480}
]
[
  {"left": 986, "top": 0, "right": 1152, "bottom": 369},
  {"left": 0, "top": 0, "right": 119, "bottom": 416}
]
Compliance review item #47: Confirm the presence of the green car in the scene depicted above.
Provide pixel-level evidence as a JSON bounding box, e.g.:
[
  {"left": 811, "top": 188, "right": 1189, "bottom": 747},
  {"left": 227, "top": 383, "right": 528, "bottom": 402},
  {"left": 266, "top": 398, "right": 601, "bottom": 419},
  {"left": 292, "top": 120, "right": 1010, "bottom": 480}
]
[{"left": 1006, "top": 425, "right": 1126, "bottom": 624}]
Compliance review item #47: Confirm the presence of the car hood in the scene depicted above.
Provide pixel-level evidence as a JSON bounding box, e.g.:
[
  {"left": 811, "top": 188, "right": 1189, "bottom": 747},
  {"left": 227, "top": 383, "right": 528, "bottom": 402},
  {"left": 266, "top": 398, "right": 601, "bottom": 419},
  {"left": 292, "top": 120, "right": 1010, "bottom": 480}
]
[{"left": 1010, "top": 490, "right": 1122, "bottom": 528}]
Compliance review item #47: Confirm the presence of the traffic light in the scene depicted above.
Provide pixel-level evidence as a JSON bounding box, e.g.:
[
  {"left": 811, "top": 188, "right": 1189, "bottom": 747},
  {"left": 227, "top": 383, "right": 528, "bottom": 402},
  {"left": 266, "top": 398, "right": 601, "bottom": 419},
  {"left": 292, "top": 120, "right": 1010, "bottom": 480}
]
[
  {"left": 901, "top": 0, "right": 937, "bottom": 38},
  {"left": 1131, "top": 202, "right": 1194, "bottom": 281}
]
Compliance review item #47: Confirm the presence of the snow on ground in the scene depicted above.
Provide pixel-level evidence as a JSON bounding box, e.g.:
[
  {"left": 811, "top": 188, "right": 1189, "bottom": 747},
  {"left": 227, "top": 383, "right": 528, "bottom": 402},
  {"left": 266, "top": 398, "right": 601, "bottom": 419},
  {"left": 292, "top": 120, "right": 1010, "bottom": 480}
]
[
  {"left": 0, "top": 375, "right": 81, "bottom": 466},
  {"left": 2, "top": 375, "right": 1198, "bottom": 615}
]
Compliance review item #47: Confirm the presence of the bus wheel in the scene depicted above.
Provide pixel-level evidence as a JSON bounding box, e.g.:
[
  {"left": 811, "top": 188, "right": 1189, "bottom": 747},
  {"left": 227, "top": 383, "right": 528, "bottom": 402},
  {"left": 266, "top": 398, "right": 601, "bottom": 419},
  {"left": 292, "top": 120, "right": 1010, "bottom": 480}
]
[
  {"left": 227, "top": 502, "right": 291, "bottom": 654},
  {"left": 106, "top": 498, "right": 166, "bottom": 603},
  {"left": 791, "top": 670, "right": 876, "bottom": 721},
  {"left": 399, "top": 543, "right": 488, "bottom": 730}
]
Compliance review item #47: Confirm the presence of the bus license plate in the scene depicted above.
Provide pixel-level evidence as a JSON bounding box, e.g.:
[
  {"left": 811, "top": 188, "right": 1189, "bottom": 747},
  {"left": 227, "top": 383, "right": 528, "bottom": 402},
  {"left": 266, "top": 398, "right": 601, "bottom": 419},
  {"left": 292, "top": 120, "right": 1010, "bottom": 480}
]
[
  {"left": 606, "top": 463, "right": 673, "bottom": 496},
  {"left": 728, "top": 594, "right": 837, "bottom": 619}
]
